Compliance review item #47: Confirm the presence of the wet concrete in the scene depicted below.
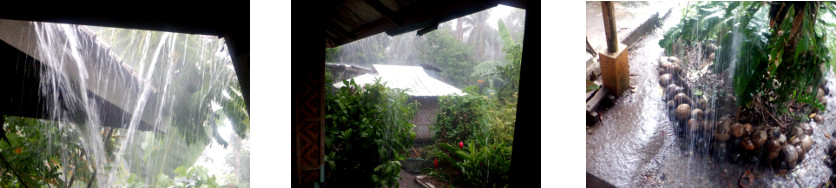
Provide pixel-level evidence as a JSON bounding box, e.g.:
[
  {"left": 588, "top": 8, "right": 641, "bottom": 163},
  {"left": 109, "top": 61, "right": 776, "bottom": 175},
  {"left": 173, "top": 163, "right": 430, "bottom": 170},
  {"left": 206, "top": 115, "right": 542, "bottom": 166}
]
[
  {"left": 586, "top": 4, "right": 678, "bottom": 186},
  {"left": 587, "top": 3, "right": 836, "bottom": 187}
]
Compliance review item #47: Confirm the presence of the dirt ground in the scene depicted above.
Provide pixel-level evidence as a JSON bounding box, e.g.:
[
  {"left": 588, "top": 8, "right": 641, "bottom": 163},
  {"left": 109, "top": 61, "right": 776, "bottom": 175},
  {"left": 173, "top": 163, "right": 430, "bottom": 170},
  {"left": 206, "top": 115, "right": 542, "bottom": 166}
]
[{"left": 397, "top": 170, "right": 422, "bottom": 188}]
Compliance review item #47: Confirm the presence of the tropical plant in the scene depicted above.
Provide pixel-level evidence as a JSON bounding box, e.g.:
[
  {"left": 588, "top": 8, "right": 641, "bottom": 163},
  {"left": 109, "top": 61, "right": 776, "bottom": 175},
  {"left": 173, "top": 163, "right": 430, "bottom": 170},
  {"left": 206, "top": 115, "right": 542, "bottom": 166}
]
[
  {"left": 325, "top": 46, "right": 341, "bottom": 62},
  {"left": 503, "top": 8, "right": 527, "bottom": 42},
  {"left": 472, "top": 19, "right": 523, "bottom": 100},
  {"left": 92, "top": 27, "right": 249, "bottom": 148},
  {"left": 496, "top": 35, "right": 523, "bottom": 101},
  {"left": 486, "top": 93, "right": 517, "bottom": 145},
  {"left": 173, "top": 165, "right": 220, "bottom": 188},
  {"left": 426, "top": 140, "right": 512, "bottom": 187},
  {"left": 0, "top": 116, "right": 94, "bottom": 187},
  {"left": 432, "top": 87, "right": 488, "bottom": 145},
  {"left": 419, "top": 28, "right": 477, "bottom": 88},
  {"left": 324, "top": 78, "right": 418, "bottom": 187},
  {"left": 463, "top": 11, "right": 501, "bottom": 63},
  {"left": 659, "top": 2, "right": 836, "bottom": 114},
  {"left": 759, "top": 2, "right": 834, "bottom": 111},
  {"left": 328, "top": 33, "right": 390, "bottom": 66}
]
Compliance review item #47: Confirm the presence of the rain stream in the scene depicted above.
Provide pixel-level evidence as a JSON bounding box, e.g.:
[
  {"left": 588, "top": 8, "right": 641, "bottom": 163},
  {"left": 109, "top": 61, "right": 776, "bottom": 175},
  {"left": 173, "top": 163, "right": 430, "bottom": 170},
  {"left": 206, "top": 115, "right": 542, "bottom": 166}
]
[
  {"left": 2, "top": 20, "right": 247, "bottom": 187},
  {"left": 587, "top": 2, "right": 836, "bottom": 187}
]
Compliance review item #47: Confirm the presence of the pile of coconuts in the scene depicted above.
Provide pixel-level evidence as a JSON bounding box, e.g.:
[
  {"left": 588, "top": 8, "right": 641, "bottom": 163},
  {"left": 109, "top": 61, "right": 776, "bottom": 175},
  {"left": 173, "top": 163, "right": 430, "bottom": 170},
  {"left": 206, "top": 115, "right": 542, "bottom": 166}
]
[{"left": 658, "top": 56, "right": 824, "bottom": 170}]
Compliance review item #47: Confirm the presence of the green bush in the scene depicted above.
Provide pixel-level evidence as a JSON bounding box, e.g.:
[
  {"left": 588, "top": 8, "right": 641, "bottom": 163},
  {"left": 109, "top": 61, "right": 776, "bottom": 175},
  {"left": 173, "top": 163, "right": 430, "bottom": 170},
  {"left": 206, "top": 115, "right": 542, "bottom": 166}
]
[
  {"left": 324, "top": 78, "right": 418, "bottom": 187},
  {"left": 426, "top": 141, "right": 512, "bottom": 187},
  {"left": 426, "top": 88, "right": 514, "bottom": 187},
  {"left": 432, "top": 88, "right": 488, "bottom": 145},
  {"left": 420, "top": 29, "right": 478, "bottom": 88},
  {"left": 487, "top": 93, "right": 517, "bottom": 145}
]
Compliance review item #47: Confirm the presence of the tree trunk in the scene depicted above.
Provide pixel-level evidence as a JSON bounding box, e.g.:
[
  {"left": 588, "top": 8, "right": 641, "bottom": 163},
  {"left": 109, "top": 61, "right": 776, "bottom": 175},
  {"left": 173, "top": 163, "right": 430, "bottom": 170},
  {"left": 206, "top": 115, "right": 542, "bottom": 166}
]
[{"left": 456, "top": 18, "right": 464, "bottom": 41}]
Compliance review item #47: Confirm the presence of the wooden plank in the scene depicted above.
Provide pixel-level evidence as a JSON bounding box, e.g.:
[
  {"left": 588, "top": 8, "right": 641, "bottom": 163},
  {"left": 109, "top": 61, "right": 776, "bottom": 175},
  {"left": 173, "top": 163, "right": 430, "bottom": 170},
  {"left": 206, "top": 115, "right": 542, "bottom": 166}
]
[
  {"left": 621, "top": 12, "right": 659, "bottom": 46},
  {"left": 586, "top": 87, "right": 610, "bottom": 112},
  {"left": 325, "top": 20, "right": 356, "bottom": 42},
  {"left": 364, "top": 0, "right": 403, "bottom": 25}
]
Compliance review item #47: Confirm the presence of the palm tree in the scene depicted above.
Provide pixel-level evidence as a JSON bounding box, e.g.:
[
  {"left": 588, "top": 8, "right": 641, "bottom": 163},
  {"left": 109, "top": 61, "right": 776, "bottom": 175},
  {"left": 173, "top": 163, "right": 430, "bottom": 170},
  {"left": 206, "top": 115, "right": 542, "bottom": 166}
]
[
  {"left": 462, "top": 11, "right": 500, "bottom": 63},
  {"left": 456, "top": 17, "right": 465, "bottom": 41}
]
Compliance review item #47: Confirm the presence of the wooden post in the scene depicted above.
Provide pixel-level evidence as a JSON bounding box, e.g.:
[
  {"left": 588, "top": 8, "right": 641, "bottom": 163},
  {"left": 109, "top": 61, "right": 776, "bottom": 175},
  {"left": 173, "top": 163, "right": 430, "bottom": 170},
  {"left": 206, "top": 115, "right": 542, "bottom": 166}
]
[
  {"left": 598, "top": 1, "right": 630, "bottom": 97},
  {"left": 601, "top": 1, "right": 618, "bottom": 53}
]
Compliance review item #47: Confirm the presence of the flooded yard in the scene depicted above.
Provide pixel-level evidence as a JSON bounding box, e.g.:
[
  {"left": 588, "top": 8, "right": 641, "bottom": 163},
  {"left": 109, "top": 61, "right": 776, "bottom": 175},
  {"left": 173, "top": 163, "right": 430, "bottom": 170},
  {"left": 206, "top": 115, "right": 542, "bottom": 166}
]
[{"left": 587, "top": 2, "right": 836, "bottom": 187}]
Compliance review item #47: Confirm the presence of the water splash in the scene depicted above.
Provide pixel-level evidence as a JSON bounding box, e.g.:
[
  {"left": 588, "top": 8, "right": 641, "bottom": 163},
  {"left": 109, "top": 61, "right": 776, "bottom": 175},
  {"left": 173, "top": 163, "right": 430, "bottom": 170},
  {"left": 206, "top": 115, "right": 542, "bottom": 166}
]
[{"left": 0, "top": 19, "right": 246, "bottom": 187}]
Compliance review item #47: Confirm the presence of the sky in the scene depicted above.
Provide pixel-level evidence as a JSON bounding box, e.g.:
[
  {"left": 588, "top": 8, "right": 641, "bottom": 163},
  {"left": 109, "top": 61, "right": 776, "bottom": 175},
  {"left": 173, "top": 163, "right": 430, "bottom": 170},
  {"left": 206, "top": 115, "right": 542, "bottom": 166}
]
[
  {"left": 448, "top": 5, "right": 519, "bottom": 31},
  {"left": 487, "top": 5, "right": 519, "bottom": 30},
  {"left": 444, "top": 4, "right": 522, "bottom": 40}
]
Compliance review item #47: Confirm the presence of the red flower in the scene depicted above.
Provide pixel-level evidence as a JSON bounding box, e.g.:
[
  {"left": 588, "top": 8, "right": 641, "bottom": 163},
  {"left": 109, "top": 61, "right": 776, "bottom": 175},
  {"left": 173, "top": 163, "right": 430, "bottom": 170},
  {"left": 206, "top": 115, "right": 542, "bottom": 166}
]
[
  {"left": 434, "top": 158, "right": 438, "bottom": 169},
  {"left": 459, "top": 141, "right": 464, "bottom": 149}
]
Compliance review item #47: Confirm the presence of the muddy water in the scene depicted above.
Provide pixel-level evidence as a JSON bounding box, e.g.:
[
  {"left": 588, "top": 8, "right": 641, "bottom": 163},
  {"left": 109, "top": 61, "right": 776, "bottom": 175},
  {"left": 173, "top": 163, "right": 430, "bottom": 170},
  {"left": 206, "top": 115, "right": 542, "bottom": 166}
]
[
  {"left": 587, "top": 3, "right": 836, "bottom": 187},
  {"left": 585, "top": 5, "right": 678, "bottom": 187}
]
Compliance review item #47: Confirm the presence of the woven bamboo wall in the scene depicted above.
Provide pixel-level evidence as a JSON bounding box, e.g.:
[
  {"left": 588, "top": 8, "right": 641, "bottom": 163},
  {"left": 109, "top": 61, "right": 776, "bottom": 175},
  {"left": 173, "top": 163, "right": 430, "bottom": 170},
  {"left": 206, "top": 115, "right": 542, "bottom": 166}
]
[{"left": 410, "top": 97, "right": 439, "bottom": 142}]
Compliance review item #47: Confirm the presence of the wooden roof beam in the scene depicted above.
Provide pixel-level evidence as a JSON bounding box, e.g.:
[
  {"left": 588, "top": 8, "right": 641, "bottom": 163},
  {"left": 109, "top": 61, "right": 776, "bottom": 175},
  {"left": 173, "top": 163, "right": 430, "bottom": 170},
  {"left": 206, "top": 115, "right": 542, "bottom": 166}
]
[
  {"left": 416, "top": 21, "right": 438, "bottom": 36},
  {"left": 325, "top": 20, "right": 356, "bottom": 42},
  {"left": 364, "top": 0, "right": 402, "bottom": 25}
]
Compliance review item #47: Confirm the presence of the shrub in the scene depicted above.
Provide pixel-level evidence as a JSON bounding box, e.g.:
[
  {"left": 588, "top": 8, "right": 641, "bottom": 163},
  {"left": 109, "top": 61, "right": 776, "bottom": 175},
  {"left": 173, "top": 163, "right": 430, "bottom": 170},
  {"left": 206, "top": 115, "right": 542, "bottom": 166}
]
[
  {"left": 426, "top": 140, "right": 512, "bottom": 187},
  {"left": 427, "top": 87, "right": 514, "bottom": 187},
  {"left": 487, "top": 92, "right": 517, "bottom": 145},
  {"left": 432, "top": 87, "right": 488, "bottom": 145},
  {"left": 324, "top": 78, "right": 418, "bottom": 187}
]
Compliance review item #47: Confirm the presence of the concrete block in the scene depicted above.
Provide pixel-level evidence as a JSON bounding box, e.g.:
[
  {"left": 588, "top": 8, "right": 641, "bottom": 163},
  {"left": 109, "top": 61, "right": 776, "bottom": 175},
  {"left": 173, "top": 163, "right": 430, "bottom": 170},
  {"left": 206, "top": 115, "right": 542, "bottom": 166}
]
[{"left": 599, "top": 43, "right": 629, "bottom": 97}]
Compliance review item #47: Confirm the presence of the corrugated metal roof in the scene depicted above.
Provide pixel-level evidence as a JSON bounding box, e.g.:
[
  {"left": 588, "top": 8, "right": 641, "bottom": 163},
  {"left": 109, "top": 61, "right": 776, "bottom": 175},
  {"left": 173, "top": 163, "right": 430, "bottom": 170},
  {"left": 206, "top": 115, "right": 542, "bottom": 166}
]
[{"left": 332, "top": 64, "right": 464, "bottom": 96}]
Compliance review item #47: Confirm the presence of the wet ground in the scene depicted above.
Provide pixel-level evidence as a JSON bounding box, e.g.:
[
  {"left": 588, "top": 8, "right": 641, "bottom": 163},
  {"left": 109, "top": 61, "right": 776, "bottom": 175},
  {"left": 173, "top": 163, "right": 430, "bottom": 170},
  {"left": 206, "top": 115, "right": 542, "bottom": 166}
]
[
  {"left": 397, "top": 170, "right": 422, "bottom": 188},
  {"left": 587, "top": 3, "right": 836, "bottom": 187}
]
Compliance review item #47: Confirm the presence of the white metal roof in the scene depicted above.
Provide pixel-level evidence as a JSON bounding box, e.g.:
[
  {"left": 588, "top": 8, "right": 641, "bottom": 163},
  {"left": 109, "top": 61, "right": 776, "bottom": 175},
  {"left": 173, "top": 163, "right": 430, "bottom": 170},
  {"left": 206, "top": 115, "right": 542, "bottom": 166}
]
[{"left": 332, "top": 64, "right": 464, "bottom": 96}]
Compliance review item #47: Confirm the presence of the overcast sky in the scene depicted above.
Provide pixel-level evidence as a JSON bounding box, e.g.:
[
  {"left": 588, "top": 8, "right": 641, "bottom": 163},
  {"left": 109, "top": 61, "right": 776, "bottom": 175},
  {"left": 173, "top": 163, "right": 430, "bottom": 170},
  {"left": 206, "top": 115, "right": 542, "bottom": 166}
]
[{"left": 447, "top": 5, "right": 520, "bottom": 31}]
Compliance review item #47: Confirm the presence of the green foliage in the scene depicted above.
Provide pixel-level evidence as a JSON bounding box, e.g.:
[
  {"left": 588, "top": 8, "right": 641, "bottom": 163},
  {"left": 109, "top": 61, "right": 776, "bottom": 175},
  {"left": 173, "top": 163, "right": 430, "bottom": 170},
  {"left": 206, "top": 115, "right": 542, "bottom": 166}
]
[
  {"left": 471, "top": 19, "right": 523, "bottom": 101},
  {"left": 471, "top": 60, "right": 509, "bottom": 93},
  {"left": 329, "top": 34, "right": 390, "bottom": 66},
  {"left": 420, "top": 29, "right": 477, "bottom": 88},
  {"left": 660, "top": 2, "right": 836, "bottom": 113},
  {"left": 324, "top": 78, "right": 418, "bottom": 187},
  {"left": 127, "top": 128, "right": 208, "bottom": 185},
  {"left": 93, "top": 27, "right": 248, "bottom": 148},
  {"left": 463, "top": 11, "right": 500, "bottom": 63},
  {"left": 0, "top": 116, "right": 95, "bottom": 187},
  {"left": 587, "top": 80, "right": 600, "bottom": 93},
  {"left": 472, "top": 60, "right": 510, "bottom": 79},
  {"left": 222, "top": 81, "right": 250, "bottom": 140},
  {"left": 659, "top": 2, "right": 765, "bottom": 58},
  {"left": 497, "top": 19, "right": 515, "bottom": 48},
  {"left": 325, "top": 46, "right": 341, "bottom": 62},
  {"left": 760, "top": 2, "right": 833, "bottom": 111},
  {"left": 121, "top": 164, "right": 220, "bottom": 188},
  {"left": 503, "top": 8, "right": 527, "bottom": 42},
  {"left": 486, "top": 93, "right": 517, "bottom": 145},
  {"left": 427, "top": 141, "right": 512, "bottom": 187},
  {"left": 432, "top": 93, "right": 488, "bottom": 146},
  {"left": 180, "top": 165, "right": 220, "bottom": 188},
  {"left": 497, "top": 42, "right": 523, "bottom": 101}
]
